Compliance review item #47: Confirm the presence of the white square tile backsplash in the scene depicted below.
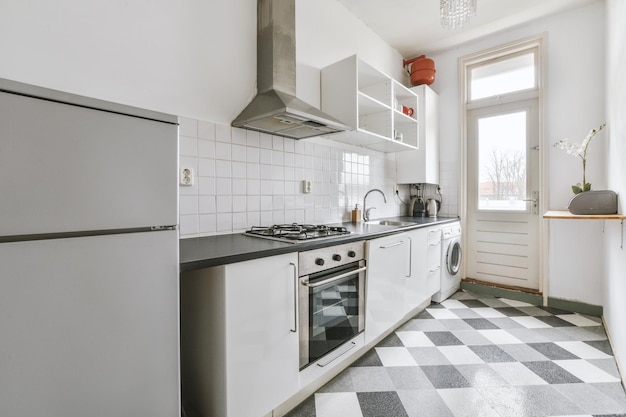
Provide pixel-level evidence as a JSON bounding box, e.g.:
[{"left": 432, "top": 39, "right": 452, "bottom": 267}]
[{"left": 178, "top": 117, "right": 404, "bottom": 238}]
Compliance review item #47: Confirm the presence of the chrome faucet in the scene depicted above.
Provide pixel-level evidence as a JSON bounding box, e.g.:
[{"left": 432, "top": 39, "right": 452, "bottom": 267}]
[{"left": 363, "top": 188, "right": 387, "bottom": 222}]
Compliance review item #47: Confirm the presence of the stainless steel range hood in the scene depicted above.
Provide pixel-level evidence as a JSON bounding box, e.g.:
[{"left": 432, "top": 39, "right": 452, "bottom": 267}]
[{"left": 232, "top": 0, "right": 350, "bottom": 139}]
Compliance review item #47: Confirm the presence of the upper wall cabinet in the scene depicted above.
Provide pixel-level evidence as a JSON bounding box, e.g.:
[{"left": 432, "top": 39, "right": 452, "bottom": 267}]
[
  {"left": 396, "top": 84, "right": 439, "bottom": 184},
  {"left": 321, "top": 55, "right": 419, "bottom": 153}
]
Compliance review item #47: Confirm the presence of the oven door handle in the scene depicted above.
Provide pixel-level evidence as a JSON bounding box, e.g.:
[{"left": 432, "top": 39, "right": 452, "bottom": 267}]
[{"left": 301, "top": 266, "right": 367, "bottom": 288}]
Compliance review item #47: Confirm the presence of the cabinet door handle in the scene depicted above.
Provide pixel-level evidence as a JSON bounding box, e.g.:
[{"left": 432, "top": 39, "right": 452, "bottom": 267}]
[
  {"left": 379, "top": 240, "right": 406, "bottom": 249},
  {"left": 289, "top": 262, "right": 297, "bottom": 333},
  {"left": 407, "top": 236, "right": 412, "bottom": 277}
]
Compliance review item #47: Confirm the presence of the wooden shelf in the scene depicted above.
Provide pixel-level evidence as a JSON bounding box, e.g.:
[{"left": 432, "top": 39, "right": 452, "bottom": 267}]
[{"left": 543, "top": 210, "right": 625, "bottom": 220}]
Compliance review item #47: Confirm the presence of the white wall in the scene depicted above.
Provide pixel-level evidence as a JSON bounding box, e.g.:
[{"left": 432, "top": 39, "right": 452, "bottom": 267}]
[
  {"left": 0, "top": 0, "right": 411, "bottom": 237},
  {"left": 0, "top": 0, "right": 404, "bottom": 125},
  {"left": 429, "top": 2, "right": 607, "bottom": 305},
  {"left": 604, "top": 0, "right": 626, "bottom": 382},
  {"left": 0, "top": 0, "right": 257, "bottom": 123}
]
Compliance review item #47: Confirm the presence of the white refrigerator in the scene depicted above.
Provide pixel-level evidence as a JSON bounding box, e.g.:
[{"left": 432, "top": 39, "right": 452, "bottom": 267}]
[{"left": 0, "top": 79, "right": 180, "bottom": 416}]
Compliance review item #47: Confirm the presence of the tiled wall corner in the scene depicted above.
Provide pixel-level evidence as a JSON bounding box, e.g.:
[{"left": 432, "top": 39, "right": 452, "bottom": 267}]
[{"left": 178, "top": 117, "right": 403, "bottom": 238}]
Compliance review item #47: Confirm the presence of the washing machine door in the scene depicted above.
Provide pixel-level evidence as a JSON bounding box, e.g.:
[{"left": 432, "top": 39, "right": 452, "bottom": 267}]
[{"left": 447, "top": 238, "right": 462, "bottom": 275}]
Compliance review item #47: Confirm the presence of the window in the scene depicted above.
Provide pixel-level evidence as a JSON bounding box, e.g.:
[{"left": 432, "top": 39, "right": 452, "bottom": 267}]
[{"left": 470, "top": 52, "right": 536, "bottom": 100}]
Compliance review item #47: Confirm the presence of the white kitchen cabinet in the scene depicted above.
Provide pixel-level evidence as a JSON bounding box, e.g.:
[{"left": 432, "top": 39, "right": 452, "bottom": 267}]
[
  {"left": 405, "top": 226, "right": 442, "bottom": 313},
  {"left": 365, "top": 233, "right": 410, "bottom": 343},
  {"left": 321, "top": 55, "right": 419, "bottom": 153},
  {"left": 180, "top": 253, "right": 299, "bottom": 417},
  {"left": 396, "top": 84, "right": 439, "bottom": 184}
]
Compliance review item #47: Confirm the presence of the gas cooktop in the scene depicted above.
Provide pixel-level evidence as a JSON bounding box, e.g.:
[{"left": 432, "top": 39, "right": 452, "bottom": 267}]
[{"left": 244, "top": 223, "right": 351, "bottom": 243}]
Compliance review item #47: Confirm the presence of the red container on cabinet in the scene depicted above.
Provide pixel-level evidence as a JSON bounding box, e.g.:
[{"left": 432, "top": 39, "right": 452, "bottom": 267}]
[{"left": 403, "top": 55, "right": 436, "bottom": 86}]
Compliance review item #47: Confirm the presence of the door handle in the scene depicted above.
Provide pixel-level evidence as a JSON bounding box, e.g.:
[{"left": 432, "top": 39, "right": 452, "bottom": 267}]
[
  {"left": 289, "top": 262, "right": 297, "bottom": 333},
  {"left": 301, "top": 267, "right": 367, "bottom": 288},
  {"left": 316, "top": 341, "right": 357, "bottom": 367},
  {"left": 523, "top": 191, "right": 539, "bottom": 215},
  {"left": 407, "top": 236, "right": 412, "bottom": 277},
  {"left": 379, "top": 240, "right": 406, "bottom": 249}
]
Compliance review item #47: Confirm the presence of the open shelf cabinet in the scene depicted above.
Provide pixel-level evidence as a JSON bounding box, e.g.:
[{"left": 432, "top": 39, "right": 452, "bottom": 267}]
[{"left": 321, "top": 55, "right": 419, "bottom": 152}]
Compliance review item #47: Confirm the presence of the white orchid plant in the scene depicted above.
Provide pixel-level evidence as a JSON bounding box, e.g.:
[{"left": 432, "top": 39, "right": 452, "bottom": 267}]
[{"left": 553, "top": 123, "right": 606, "bottom": 194}]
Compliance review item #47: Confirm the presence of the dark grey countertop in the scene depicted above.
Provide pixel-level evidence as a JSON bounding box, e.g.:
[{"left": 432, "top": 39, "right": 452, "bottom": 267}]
[{"left": 179, "top": 216, "right": 459, "bottom": 272}]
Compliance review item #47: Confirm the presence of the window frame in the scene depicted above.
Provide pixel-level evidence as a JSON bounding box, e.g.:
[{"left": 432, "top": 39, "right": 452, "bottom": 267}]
[{"left": 468, "top": 48, "right": 539, "bottom": 103}]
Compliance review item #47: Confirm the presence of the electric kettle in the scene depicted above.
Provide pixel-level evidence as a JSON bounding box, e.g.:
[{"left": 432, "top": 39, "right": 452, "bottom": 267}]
[{"left": 426, "top": 198, "right": 438, "bottom": 217}]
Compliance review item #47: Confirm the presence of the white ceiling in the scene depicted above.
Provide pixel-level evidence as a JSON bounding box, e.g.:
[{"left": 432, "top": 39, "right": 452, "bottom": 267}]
[{"left": 336, "top": 0, "right": 600, "bottom": 57}]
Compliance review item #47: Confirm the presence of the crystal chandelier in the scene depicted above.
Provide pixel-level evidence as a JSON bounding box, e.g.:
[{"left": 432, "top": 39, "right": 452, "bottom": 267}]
[{"left": 440, "top": 0, "right": 477, "bottom": 30}]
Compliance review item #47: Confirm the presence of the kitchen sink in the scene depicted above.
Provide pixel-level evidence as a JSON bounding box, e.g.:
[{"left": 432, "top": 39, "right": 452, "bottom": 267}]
[{"left": 366, "top": 220, "right": 415, "bottom": 227}]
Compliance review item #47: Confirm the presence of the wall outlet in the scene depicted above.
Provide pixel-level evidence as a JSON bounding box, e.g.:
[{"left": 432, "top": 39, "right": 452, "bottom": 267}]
[
  {"left": 302, "top": 180, "right": 312, "bottom": 194},
  {"left": 180, "top": 167, "right": 194, "bottom": 186}
]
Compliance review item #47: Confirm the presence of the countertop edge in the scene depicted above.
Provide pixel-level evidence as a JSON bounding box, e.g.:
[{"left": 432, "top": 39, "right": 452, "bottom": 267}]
[{"left": 180, "top": 216, "right": 460, "bottom": 272}]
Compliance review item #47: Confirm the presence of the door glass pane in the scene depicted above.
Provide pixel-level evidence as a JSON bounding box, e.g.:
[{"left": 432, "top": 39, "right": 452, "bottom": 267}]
[
  {"left": 470, "top": 53, "right": 535, "bottom": 100},
  {"left": 477, "top": 112, "right": 527, "bottom": 210}
]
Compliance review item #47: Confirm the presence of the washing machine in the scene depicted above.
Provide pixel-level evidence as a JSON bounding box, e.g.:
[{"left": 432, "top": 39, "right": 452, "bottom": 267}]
[{"left": 432, "top": 221, "right": 462, "bottom": 303}]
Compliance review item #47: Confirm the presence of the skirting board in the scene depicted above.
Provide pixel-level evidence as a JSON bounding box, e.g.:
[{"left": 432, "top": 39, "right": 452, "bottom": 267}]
[
  {"left": 460, "top": 280, "right": 543, "bottom": 306},
  {"left": 460, "top": 280, "right": 603, "bottom": 317},
  {"left": 547, "top": 296, "right": 603, "bottom": 317},
  {"left": 602, "top": 316, "right": 626, "bottom": 390}
]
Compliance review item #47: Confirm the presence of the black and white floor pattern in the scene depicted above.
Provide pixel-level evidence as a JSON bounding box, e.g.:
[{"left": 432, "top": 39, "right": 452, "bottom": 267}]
[{"left": 286, "top": 290, "right": 626, "bottom": 417}]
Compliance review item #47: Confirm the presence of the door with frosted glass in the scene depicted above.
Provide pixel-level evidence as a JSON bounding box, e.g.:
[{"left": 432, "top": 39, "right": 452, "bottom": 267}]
[{"left": 466, "top": 100, "right": 540, "bottom": 290}]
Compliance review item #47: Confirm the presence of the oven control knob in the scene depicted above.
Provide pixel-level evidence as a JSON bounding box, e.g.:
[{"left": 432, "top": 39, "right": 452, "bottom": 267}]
[
  {"left": 332, "top": 254, "right": 342, "bottom": 262},
  {"left": 347, "top": 250, "right": 356, "bottom": 258},
  {"left": 315, "top": 258, "right": 325, "bottom": 266}
]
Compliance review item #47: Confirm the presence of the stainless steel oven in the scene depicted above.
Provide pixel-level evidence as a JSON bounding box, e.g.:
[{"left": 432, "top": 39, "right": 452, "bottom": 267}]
[{"left": 298, "top": 241, "right": 366, "bottom": 370}]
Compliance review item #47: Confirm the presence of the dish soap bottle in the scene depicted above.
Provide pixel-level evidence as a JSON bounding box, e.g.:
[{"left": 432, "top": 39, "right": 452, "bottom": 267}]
[{"left": 351, "top": 204, "right": 362, "bottom": 223}]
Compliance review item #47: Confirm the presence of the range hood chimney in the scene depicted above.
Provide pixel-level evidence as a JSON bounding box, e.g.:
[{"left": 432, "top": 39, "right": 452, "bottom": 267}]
[{"left": 231, "top": 0, "right": 350, "bottom": 139}]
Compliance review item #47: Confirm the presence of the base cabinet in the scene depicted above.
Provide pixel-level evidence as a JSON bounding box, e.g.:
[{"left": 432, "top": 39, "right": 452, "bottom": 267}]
[
  {"left": 365, "top": 233, "right": 410, "bottom": 343},
  {"left": 180, "top": 253, "right": 299, "bottom": 417},
  {"left": 405, "top": 226, "right": 442, "bottom": 312},
  {"left": 425, "top": 226, "right": 443, "bottom": 298}
]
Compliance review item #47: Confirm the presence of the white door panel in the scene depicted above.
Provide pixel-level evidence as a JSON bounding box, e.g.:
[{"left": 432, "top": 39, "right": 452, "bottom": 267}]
[
  {"left": 224, "top": 254, "right": 299, "bottom": 417},
  {"left": 0, "top": 91, "right": 178, "bottom": 235},
  {"left": 475, "top": 251, "right": 528, "bottom": 269},
  {"left": 0, "top": 231, "right": 180, "bottom": 417},
  {"left": 475, "top": 241, "right": 528, "bottom": 257},
  {"left": 466, "top": 100, "right": 540, "bottom": 290},
  {"left": 365, "top": 234, "right": 410, "bottom": 343}
]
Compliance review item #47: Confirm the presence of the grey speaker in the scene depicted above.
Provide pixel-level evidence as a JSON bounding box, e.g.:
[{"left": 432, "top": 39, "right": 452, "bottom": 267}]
[{"left": 567, "top": 190, "right": 618, "bottom": 215}]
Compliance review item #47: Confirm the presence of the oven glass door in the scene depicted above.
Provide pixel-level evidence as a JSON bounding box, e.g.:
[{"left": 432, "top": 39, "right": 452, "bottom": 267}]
[{"left": 299, "top": 261, "right": 365, "bottom": 369}]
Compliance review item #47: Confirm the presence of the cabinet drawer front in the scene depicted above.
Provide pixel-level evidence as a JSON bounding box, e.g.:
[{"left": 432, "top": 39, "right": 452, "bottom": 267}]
[
  {"left": 427, "top": 229, "right": 442, "bottom": 243},
  {"left": 427, "top": 242, "right": 441, "bottom": 265}
]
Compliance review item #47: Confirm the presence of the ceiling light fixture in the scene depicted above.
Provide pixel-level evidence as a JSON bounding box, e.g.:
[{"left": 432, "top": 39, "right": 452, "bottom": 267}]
[{"left": 440, "top": 0, "right": 477, "bottom": 30}]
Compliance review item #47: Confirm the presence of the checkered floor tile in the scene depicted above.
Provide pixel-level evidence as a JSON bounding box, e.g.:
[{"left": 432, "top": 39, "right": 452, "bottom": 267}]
[{"left": 285, "top": 290, "right": 626, "bottom": 417}]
